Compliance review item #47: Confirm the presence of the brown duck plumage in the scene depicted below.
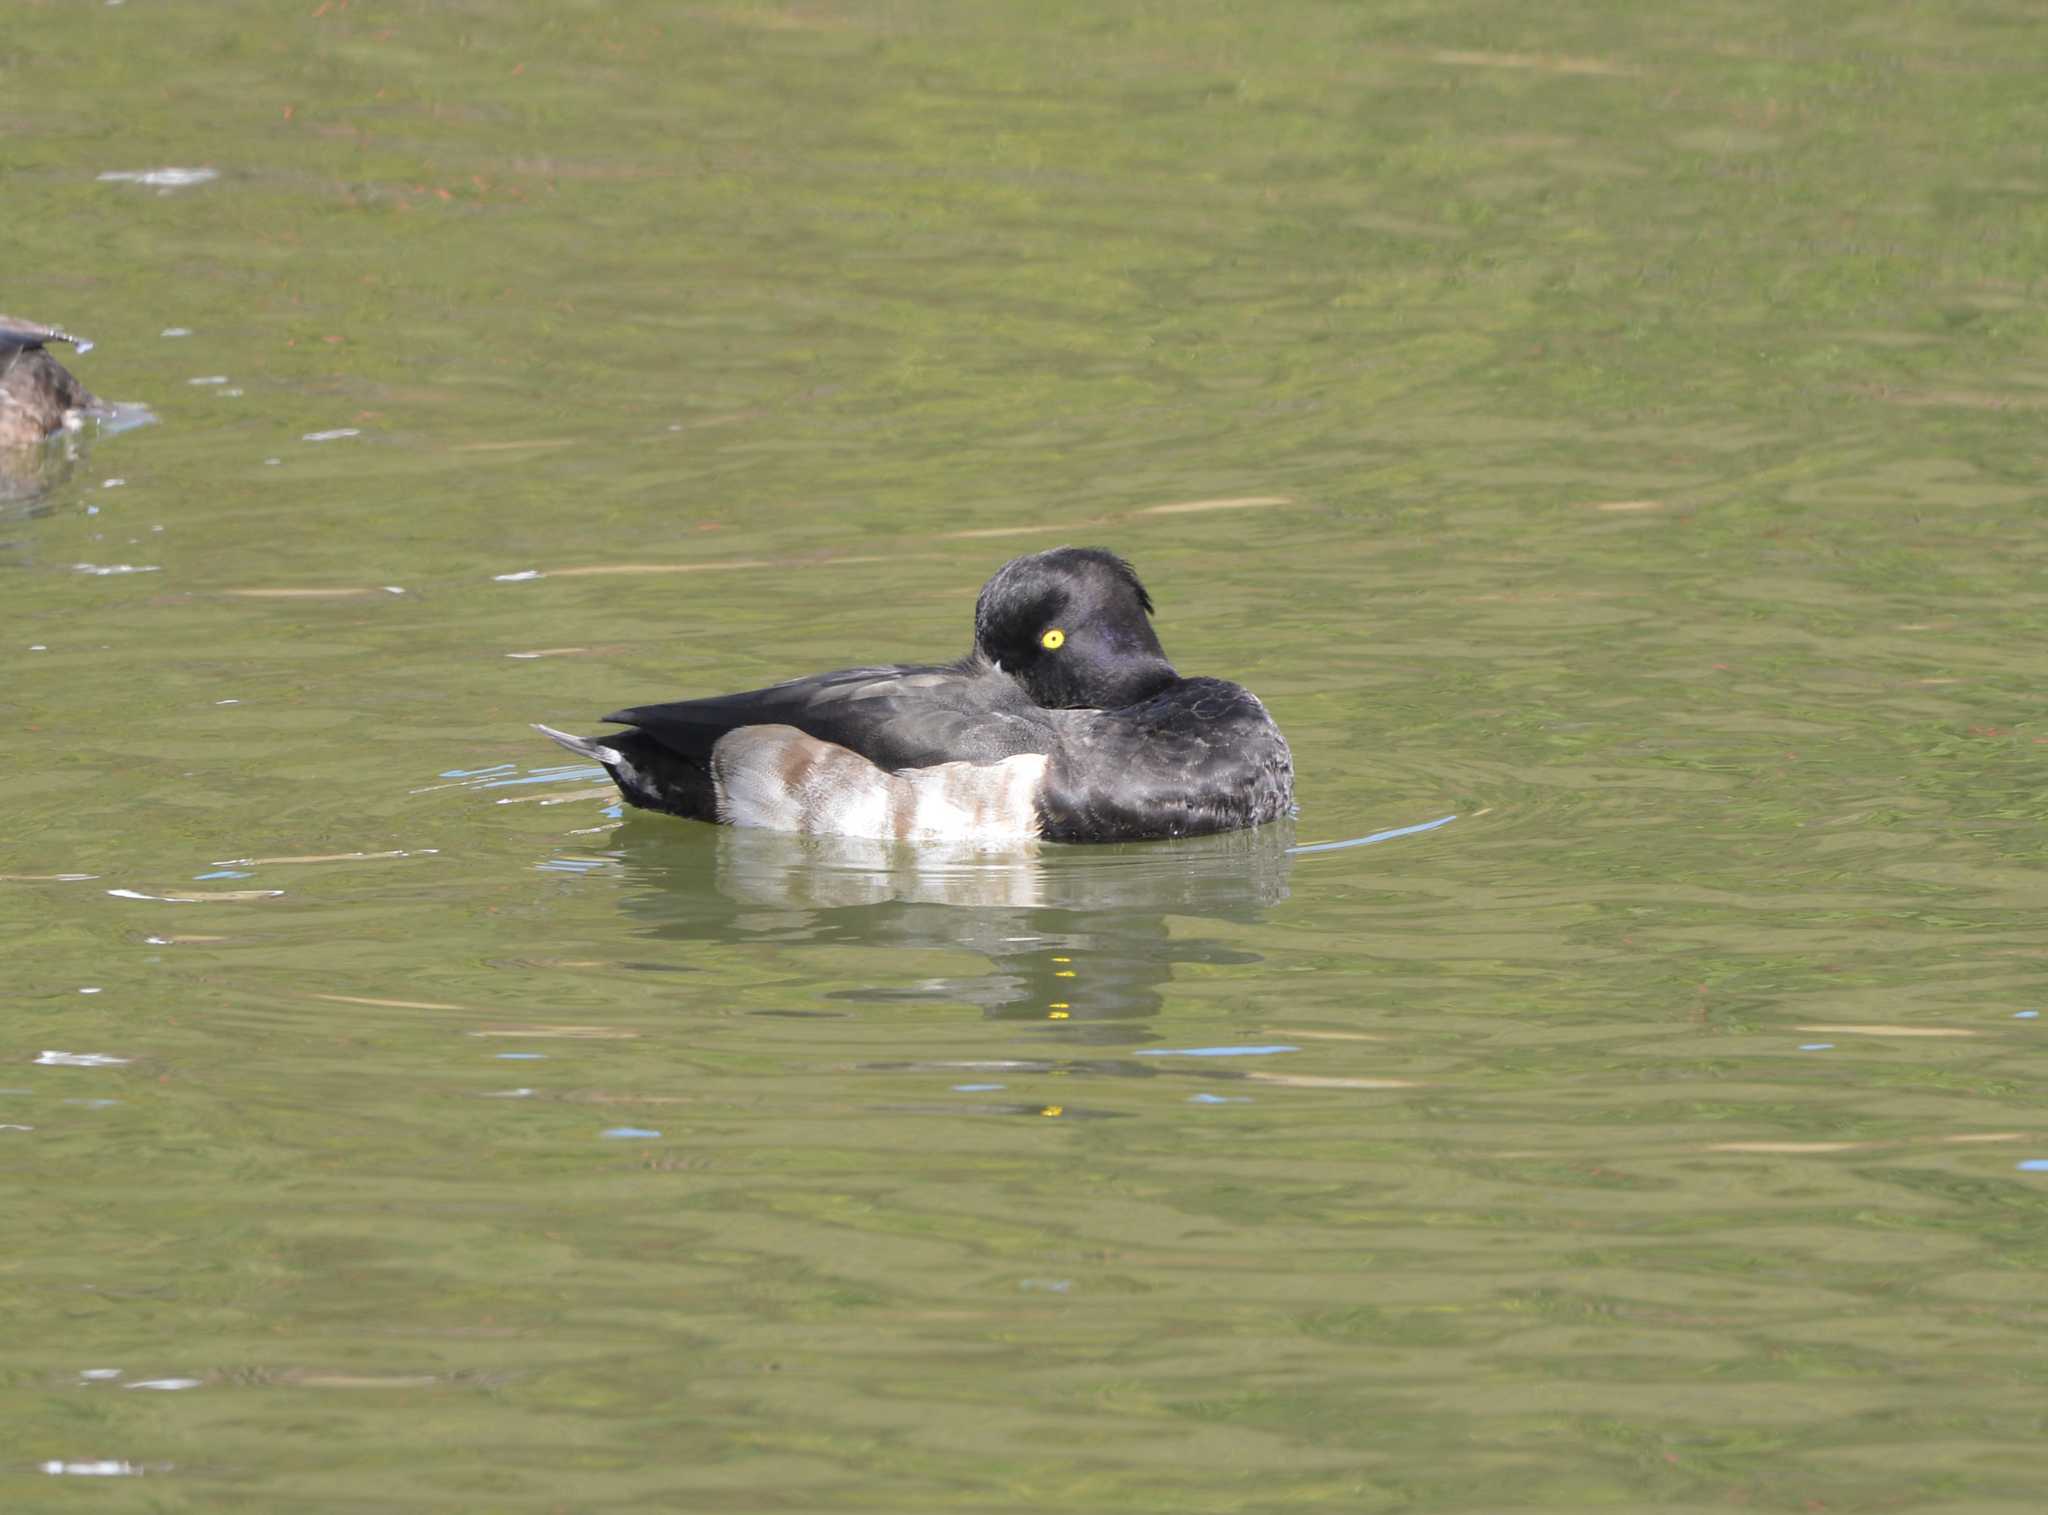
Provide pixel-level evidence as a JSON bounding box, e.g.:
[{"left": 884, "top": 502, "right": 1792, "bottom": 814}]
[{"left": 0, "top": 315, "right": 106, "bottom": 449}]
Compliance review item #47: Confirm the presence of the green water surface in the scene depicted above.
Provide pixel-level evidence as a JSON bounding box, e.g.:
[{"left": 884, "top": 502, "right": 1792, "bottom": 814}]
[{"left": 7, "top": 2, "right": 2048, "bottom": 1509}]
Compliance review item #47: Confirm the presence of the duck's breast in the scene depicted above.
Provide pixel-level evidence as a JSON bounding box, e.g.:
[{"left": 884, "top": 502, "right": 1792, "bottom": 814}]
[{"left": 1039, "top": 680, "right": 1295, "bottom": 842}]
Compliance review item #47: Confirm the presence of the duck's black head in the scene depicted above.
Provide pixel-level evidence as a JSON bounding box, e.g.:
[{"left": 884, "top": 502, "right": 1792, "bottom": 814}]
[{"left": 972, "top": 546, "right": 1179, "bottom": 710}]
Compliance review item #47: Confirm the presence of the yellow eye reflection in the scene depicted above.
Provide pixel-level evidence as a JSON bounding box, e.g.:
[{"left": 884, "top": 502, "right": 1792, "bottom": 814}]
[{"left": 1040, "top": 628, "right": 1066, "bottom": 650}]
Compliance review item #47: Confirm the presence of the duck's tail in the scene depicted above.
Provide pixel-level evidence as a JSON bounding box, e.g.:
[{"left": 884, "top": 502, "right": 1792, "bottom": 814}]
[
  {"left": 532, "top": 723, "right": 623, "bottom": 765},
  {"left": 531, "top": 722, "right": 720, "bottom": 822}
]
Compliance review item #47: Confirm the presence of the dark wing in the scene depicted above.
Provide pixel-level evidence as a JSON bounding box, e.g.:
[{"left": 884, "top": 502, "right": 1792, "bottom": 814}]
[
  {"left": 603, "top": 660, "right": 1057, "bottom": 773},
  {"left": 0, "top": 315, "right": 89, "bottom": 352}
]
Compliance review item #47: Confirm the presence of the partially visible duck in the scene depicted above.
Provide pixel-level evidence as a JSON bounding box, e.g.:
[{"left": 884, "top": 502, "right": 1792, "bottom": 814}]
[
  {"left": 537, "top": 547, "right": 1296, "bottom": 844},
  {"left": 0, "top": 315, "right": 107, "bottom": 449}
]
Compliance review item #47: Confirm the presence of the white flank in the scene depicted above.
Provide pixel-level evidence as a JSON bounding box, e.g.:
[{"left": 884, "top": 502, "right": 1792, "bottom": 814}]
[{"left": 711, "top": 726, "right": 1045, "bottom": 843}]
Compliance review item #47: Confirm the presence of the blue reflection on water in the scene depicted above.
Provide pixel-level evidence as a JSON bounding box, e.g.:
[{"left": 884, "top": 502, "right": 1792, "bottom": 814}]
[
  {"left": 484, "top": 765, "right": 605, "bottom": 789},
  {"left": 1287, "top": 814, "right": 1457, "bottom": 855}
]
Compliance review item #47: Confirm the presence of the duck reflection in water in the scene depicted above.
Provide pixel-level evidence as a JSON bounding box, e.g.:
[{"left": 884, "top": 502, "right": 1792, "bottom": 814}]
[{"left": 605, "top": 817, "right": 1295, "bottom": 1027}]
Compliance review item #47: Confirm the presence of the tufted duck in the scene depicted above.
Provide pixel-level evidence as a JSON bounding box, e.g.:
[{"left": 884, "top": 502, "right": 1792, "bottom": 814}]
[{"left": 536, "top": 547, "right": 1295, "bottom": 843}]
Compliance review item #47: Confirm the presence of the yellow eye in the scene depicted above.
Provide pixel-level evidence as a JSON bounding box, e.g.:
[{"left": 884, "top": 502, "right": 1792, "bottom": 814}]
[{"left": 1040, "top": 628, "right": 1066, "bottom": 650}]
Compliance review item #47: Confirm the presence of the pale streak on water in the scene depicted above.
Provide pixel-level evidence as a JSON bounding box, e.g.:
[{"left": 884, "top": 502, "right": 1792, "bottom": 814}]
[{"left": 5, "top": 3, "right": 2048, "bottom": 1510}]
